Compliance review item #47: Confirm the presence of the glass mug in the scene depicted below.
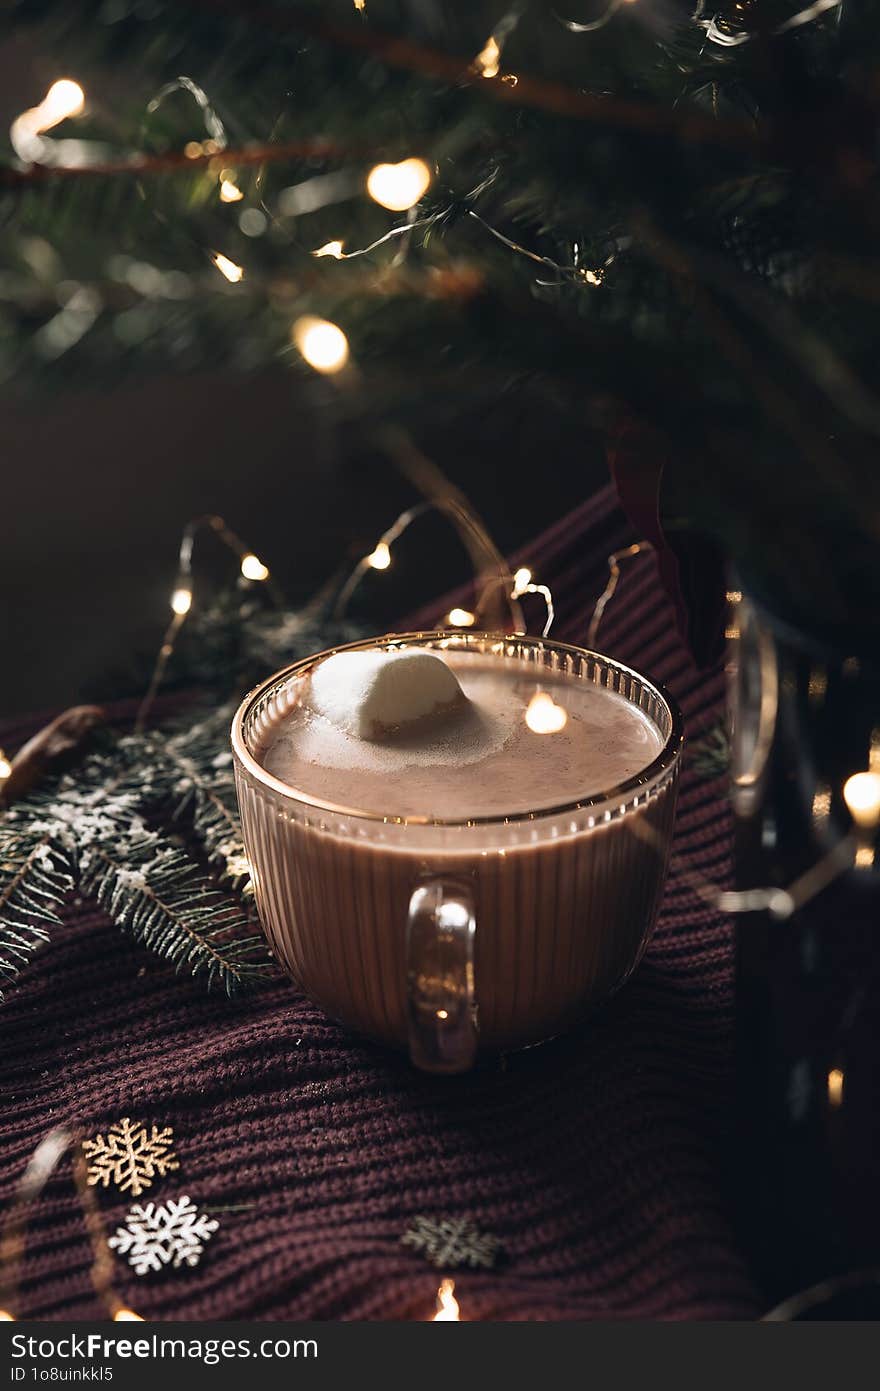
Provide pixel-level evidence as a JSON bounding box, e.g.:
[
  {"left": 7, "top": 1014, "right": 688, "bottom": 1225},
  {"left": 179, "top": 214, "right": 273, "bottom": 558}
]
[{"left": 231, "top": 633, "right": 683, "bottom": 1073}]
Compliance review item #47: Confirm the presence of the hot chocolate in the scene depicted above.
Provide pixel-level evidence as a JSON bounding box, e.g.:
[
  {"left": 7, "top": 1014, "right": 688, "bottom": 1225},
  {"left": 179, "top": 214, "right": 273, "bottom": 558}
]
[
  {"left": 233, "top": 635, "right": 682, "bottom": 1067},
  {"left": 261, "top": 650, "right": 663, "bottom": 822}
]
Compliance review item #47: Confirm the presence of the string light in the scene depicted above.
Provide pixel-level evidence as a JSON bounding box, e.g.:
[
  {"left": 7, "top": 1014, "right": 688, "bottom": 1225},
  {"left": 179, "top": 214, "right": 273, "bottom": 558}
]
[
  {"left": 509, "top": 566, "right": 555, "bottom": 638},
  {"left": 587, "top": 542, "right": 654, "bottom": 649},
  {"left": 473, "top": 36, "right": 501, "bottom": 78},
  {"left": 240, "top": 553, "right": 270, "bottom": 582},
  {"left": 292, "top": 316, "right": 350, "bottom": 373},
  {"left": 211, "top": 252, "right": 244, "bottom": 283},
  {"left": 843, "top": 772, "right": 880, "bottom": 831},
  {"left": 366, "top": 158, "right": 431, "bottom": 212},
  {"left": 471, "top": 6, "right": 522, "bottom": 83},
  {"left": 170, "top": 587, "right": 192, "bottom": 616},
  {"left": 432, "top": 1279, "right": 460, "bottom": 1321},
  {"left": 136, "top": 515, "right": 280, "bottom": 732},
  {"left": 0, "top": 1127, "right": 134, "bottom": 1324},
  {"left": 10, "top": 79, "right": 86, "bottom": 163},
  {"left": 219, "top": 177, "right": 244, "bottom": 203},
  {"left": 38, "top": 80, "right": 85, "bottom": 126},
  {"left": 698, "top": 0, "right": 841, "bottom": 46},
  {"left": 555, "top": 0, "right": 632, "bottom": 35},
  {"left": 367, "top": 541, "right": 391, "bottom": 570},
  {"left": 312, "top": 240, "right": 345, "bottom": 259},
  {"left": 525, "top": 691, "right": 568, "bottom": 734},
  {"left": 446, "top": 607, "right": 475, "bottom": 627}
]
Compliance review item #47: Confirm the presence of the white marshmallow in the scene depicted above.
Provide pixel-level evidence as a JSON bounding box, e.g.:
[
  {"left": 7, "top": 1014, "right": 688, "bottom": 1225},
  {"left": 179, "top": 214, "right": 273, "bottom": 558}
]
[{"left": 307, "top": 649, "right": 466, "bottom": 740}]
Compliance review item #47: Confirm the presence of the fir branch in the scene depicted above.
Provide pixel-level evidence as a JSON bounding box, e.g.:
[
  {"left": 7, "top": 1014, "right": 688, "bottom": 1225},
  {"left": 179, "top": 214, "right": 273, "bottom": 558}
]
[
  {"left": 0, "top": 827, "right": 72, "bottom": 996},
  {"left": 0, "top": 138, "right": 372, "bottom": 188},
  {"left": 690, "top": 721, "right": 731, "bottom": 779},
  {"left": 80, "top": 841, "right": 272, "bottom": 996},
  {"left": 162, "top": 716, "right": 252, "bottom": 889},
  {"left": 190, "top": 0, "right": 758, "bottom": 151}
]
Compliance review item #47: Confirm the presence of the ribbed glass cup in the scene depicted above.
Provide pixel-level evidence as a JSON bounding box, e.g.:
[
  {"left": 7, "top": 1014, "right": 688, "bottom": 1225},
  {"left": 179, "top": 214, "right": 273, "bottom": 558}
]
[{"left": 232, "top": 633, "right": 683, "bottom": 1058}]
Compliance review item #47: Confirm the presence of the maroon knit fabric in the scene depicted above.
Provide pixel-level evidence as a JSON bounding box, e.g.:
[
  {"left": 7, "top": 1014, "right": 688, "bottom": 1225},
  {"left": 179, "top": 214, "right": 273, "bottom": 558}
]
[{"left": 0, "top": 485, "right": 759, "bottom": 1320}]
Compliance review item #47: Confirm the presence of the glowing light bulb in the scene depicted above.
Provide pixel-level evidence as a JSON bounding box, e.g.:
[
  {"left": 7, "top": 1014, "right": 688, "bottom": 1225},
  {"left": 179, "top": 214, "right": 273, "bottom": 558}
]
[
  {"left": 843, "top": 771, "right": 880, "bottom": 830},
  {"left": 827, "top": 1068, "right": 844, "bottom": 1108},
  {"left": 525, "top": 691, "right": 567, "bottom": 735},
  {"left": 114, "top": 1309, "right": 144, "bottom": 1322},
  {"left": 474, "top": 36, "right": 501, "bottom": 78},
  {"left": 0, "top": 753, "right": 11, "bottom": 782},
  {"left": 367, "top": 542, "right": 391, "bottom": 570},
  {"left": 292, "top": 316, "right": 349, "bottom": 373},
  {"left": 219, "top": 178, "right": 243, "bottom": 203},
  {"left": 312, "top": 240, "right": 345, "bottom": 260},
  {"left": 366, "top": 158, "right": 431, "bottom": 212},
  {"left": 41, "top": 80, "right": 85, "bottom": 127},
  {"left": 171, "top": 588, "right": 192, "bottom": 616},
  {"left": 447, "top": 608, "right": 476, "bottom": 627},
  {"left": 240, "top": 553, "right": 269, "bottom": 582},
  {"left": 211, "top": 253, "right": 244, "bottom": 283},
  {"left": 512, "top": 567, "right": 532, "bottom": 595},
  {"left": 432, "top": 1279, "right": 460, "bottom": 1321}
]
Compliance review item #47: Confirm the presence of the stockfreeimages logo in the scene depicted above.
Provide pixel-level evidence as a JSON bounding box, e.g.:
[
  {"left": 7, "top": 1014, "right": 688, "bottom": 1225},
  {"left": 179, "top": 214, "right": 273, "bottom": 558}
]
[{"left": 10, "top": 1334, "right": 318, "bottom": 1367}]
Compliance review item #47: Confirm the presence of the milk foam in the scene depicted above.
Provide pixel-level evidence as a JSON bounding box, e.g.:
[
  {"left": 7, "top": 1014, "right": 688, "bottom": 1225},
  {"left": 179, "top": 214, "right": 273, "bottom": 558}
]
[{"left": 260, "top": 650, "right": 664, "bottom": 820}]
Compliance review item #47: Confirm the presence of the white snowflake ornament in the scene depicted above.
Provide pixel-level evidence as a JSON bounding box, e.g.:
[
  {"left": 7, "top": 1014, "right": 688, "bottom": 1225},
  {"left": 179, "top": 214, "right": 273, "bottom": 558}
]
[{"left": 108, "top": 1195, "right": 219, "bottom": 1276}]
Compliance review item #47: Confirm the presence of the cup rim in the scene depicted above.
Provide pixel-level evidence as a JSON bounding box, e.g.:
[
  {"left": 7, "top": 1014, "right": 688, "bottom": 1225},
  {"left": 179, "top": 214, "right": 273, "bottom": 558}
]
[{"left": 230, "top": 631, "right": 685, "bottom": 828}]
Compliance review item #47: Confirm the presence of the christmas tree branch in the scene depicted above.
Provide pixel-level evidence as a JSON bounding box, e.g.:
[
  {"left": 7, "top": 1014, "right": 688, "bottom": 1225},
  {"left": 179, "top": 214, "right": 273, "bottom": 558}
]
[
  {"left": 0, "top": 138, "right": 373, "bottom": 187},
  {"left": 0, "top": 831, "right": 72, "bottom": 995},
  {"left": 188, "top": 0, "right": 758, "bottom": 151}
]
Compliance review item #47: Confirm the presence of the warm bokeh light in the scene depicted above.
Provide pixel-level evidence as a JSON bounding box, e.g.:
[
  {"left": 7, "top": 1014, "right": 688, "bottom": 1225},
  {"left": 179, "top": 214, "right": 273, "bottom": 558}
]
[
  {"left": 0, "top": 753, "right": 11, "bottom": 782},
  {"left": 843, "top": 771, "right": 880, "bottom": 830},
  {"left": 170, "top": 588, "right": 192, "bottom": 616},
  {"left": 114, "top": 1308, "right": 144, "bottom": 1322},
  {"left": 211, "top": 253, "right": 244, "bottom": 283},
  {"left": 41, "top": 80, "right": 86, "bottom": 127},
  {"left": 525, "top": 691, "right": 567, "bottom": 735},
  {"left": 366, "top": 158, "right": 431, "bottom": 212},
  {"left": 474, "top": 35, "right": 501, "bottom": 78},
  {"left": 367, "top": 542, "right": 391, "bottom": 570},
  {"left": 447, "top": 607, "right": 476, "bottom": 627},
  {"left": 240, "top": 553, "right": 270, "bottom": 582},
  {"left": 219, "top": 178, "right": 243, "bottom": 203},
  {"left": 292, "top": 316, "right": 350, "bottom": 373},
  {"left": 312, "top": 240, "right": 345, "bottom": 259},
  {"left": 827, "top": 1068, "right": 844, "bottom": 1109},
  {"left": 0, "top": 1310, "right": 14, "bottom": 1321},
  {"left": 10, "top": 78, "right": 86, "bottom": 160},
  {"left": 432, "top": 1279, "right": 460, "bottom": 1321},
  {"left": 512, "top": 566, "right": 532, "bottom": 594}
]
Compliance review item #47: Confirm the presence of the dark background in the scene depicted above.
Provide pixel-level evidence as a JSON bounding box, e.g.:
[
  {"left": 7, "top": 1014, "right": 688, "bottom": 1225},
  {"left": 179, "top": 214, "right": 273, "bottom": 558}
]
[{"left": 0, "top": 34, "right": 603, "bottom": 719}]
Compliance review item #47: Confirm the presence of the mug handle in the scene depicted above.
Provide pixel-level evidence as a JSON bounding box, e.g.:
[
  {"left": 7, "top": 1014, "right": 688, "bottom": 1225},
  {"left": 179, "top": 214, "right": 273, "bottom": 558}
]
[{"left": 406, "top": 878, "right": 478, "bottom": 1074}]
